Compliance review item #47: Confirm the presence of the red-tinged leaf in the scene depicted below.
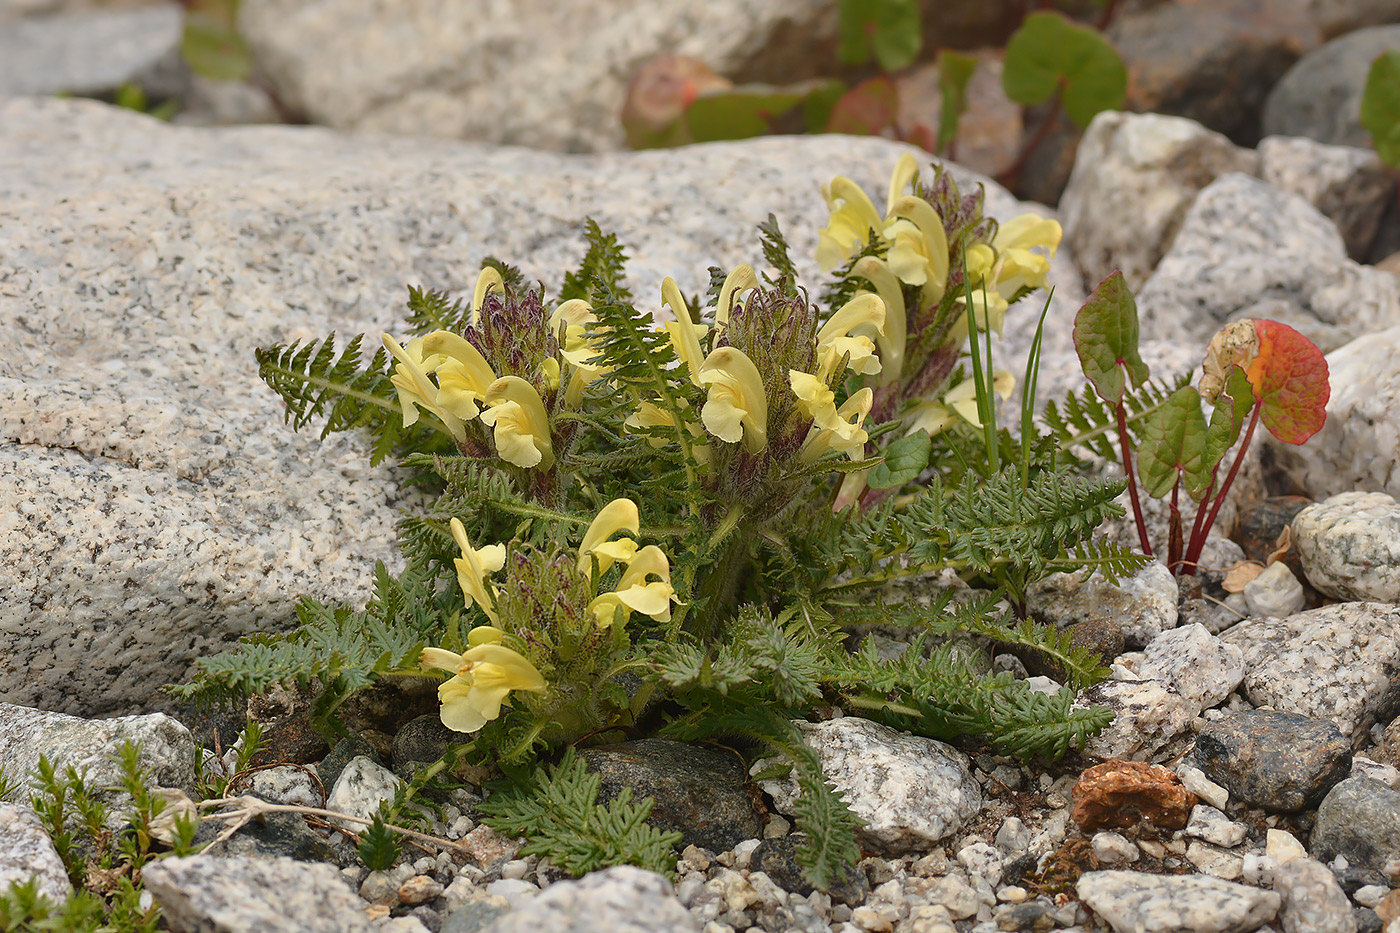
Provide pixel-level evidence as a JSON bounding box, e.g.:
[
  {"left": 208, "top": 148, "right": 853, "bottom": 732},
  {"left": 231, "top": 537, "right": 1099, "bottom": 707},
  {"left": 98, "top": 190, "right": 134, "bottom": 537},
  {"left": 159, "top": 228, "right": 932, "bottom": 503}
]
[
  {"left": 1136, "top": 385, "right": 1206, "bottom": 499},
  {"left": 1193, "top": 365, "right": 1254, "bottom": 499},
  {"left": 1073, "top": 271, "right": 1149, "bottom": 404},
  {"left": 1245, "top": 319, "right": 1330, "bottom": 445},
  {"left": 826, "top": 77, "right": 899, "bottom": 136}
]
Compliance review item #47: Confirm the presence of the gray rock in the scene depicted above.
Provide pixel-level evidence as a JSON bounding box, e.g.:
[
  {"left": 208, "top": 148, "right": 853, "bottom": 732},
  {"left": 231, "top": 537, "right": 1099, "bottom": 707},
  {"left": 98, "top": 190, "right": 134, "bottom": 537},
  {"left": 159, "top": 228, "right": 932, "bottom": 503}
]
[
  {"left": 1219, "top": 603, "right": 1400, "bottom": 742},
  {"left": 1059, "top": 111, "right": 1257, "bottom": 291},
  {"left": 392, "top": 714, "right": 457, "bottom": 782},
  {"left": 1193, "top": 710, "right": 1352, "bottom": 812},
  {"left": 441, "top": 892, "right": 510, "bottom": 933},
  {"left": 1263, "top": 26, "right": 1400, "bottom": 150},
  {"left": 1242, "top": 562, "right": 1305, "bottom": 620},
  {"left": 143, "top": 854, "right": 373, "bottom": 932},
  {"left": 326, "top": 756, "right": 401, "bottom": 830},
  {"left": 752, "top": 717, "right": 981, "bottom": 854},
  {"left": 0, "top": 4, "right": 186, "bottom": 99},
  {"left": 1133, "top": 623, "right": 1245, "bottom": 710},
  {"left": 191, "top": 808, "right": 337, "bottom": 863},
  {"left": 1075, "top": 679, "right": 1202, "bottom": 762},
  {"left": 1027, "top": 560, "right": 1178, "bottom": 651},
  {"left": 0, "top": 803, "right": 71, "bottom": 907},
  {"left": 579, "top": 738, "right": 761, "bottom": 853},
  {"left": 478, "top": 866, "right": 697, "bottom": 933},
  {"left": 1311, "top": 777, "right": 1400, "bottom": 873},
  {"left": 1264, "top": 325, "right": 1400, "bottom": 501},
  {"left": 1258, "top": 136, "right": 1393, "bottom": 261},
  {"left": 1076, "top": 870, "right": 1280, "bottom": 933},
  {"left": 0, "top": 702, "right": 195, "bottom": 826},
  {"left": 244, "top": 764, "right": 323, "bottom": 808},
  {"left": 1274, "top": 857, "right": 1358, "bottom": 933},
  {"left": 0, "top": 98, "right": 1057, "bottom": 716},
  {"left": 1300, "top": 0, "right": 1400, "bottom": 38},
  {"left": 1292, "top": 492, "right": 1400, "bottom": 603},
  {"left": 1135, "top": 173, "right": 1400, "bottom": 353}
]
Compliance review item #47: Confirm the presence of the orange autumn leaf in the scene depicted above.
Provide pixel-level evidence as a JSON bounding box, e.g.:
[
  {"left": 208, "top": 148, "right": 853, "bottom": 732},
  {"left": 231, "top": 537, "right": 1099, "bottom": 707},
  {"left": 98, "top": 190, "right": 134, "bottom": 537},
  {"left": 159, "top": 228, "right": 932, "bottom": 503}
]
[{"left": 1244, "top": 320, "right": 1330, "bottom": 445}]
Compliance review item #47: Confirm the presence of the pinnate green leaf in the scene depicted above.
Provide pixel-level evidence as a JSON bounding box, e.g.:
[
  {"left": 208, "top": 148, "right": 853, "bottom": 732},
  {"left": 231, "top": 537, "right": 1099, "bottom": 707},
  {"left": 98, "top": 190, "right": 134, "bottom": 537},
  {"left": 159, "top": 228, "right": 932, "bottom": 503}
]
[
  {"left": 1003, "top": 12, "right": 1126, "bottom": 128},
  {"left": 867, "top": 431, "right": 931, "bottom": 490},
  {"left": 1247, "top": 319, "right": 1329, "bottom": 445},
  {"left": 837, "top": 0, "right": 922, "bottom": 72},
  {"left": 1073, "top": 271, "right": 1149, "bottom": 405},
  {"left": 1136, "top": 386, "right": 1206, "bottom": 499},
  {"left": 1362, "top": 50, "right": 1400, "bottom": 167}
]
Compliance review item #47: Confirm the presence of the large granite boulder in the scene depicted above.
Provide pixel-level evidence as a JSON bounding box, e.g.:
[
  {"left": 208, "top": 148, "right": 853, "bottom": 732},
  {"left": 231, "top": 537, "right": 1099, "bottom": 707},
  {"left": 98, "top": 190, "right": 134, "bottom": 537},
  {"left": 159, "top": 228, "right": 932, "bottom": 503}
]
[{"left": 0, "top": 98, "right": 1063, "bottom": 716}]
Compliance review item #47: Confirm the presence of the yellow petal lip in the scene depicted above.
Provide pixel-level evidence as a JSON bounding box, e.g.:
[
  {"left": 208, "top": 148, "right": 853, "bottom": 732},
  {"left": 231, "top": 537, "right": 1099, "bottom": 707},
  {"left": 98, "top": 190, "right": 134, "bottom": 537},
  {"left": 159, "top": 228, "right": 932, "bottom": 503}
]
[
  {"left": 462, "top": 643, "right": 548, "bottom": 694},
  {"left": 420, "top": 646, "right": 465, "bottom": 673},
  {"left": 578, "top": 498, "right": 641, "bottom": 574},
  {"left": 430, "top": 638, "right": 548, "bottom": 734},
  {"left": 817, "top": 293, "right": 886, "bottom": 380},
  {"left": 851, "top": 256, "right": 906, "bottom": 386},
  {"left": 471, "top": 267, "right": 505, "bottom": 325},
  {"left": 382, "top": 334, "right": 466, "bottom": 438},
  {"left": 450, "top": 517, "right": 504, "bottom": 624},
  {"left": 817, "top": 177, "right": 884, "bottom": 272},
  {"left": 884, "top": 195, "right": 950, "bottom": 304},
  {"left": 614, "top": 545, "right": 676, "bottom": 623},
  {"left": 420, "top": 330, "right": 499, "bottom": 419},
  {"left": 698, "top": 346, "right": 768, "bottom": 453},
  {"left": 662, "top": 277, "right": 709, "bottom": 387},
  {"left": 800, "top": 387, "right": 873, "bottom": 463},
  {"left": 716, "top": 264, "right": 758, "bottom": 328},
  {"left": 467, "top": 625, "right": 506, "bottom": 647},
  {"left": 480, "top": 376, "right": 555, "bottom": 469}
]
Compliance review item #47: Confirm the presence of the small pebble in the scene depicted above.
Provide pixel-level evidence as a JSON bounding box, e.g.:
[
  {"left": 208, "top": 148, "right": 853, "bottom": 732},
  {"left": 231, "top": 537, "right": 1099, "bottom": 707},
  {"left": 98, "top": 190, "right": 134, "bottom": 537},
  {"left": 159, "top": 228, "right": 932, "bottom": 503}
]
[
  {"left": 396, "top": 875, "right": 443, "bottom": 906},
  {"left": 764, "top": 815, "right": 791, "bottom": 838},
  {"left": 1091, "top": 831, "right": 1140, "bottom": 865},
  {"left": 1355, "top": 884, "right": 1388, "bottom": 908},
  {"left": 1267, "top": 828, "right": 1308, "bottom": 864},
  {"left": 997, "top": 885, "right": 1029, "bottom": 903},
  {"left": 500, "top": 859, "right": 530, "bottom": 880}
]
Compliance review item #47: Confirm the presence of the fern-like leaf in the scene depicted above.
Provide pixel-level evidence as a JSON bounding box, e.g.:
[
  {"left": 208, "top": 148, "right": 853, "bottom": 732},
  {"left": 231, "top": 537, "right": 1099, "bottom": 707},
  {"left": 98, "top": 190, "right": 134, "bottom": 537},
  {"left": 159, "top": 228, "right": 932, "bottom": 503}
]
[
  {"left": 560, "top": 220, "right": 634, "bottom": 305},
  {"left": 1042, "top": 374, "right": 1190, "bottom": 463}
]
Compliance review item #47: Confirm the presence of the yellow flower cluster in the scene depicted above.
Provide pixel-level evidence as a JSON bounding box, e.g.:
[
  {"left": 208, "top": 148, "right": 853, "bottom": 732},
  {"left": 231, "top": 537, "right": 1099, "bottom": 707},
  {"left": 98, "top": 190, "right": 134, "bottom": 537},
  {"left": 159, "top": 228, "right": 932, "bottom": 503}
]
[
  {"left": 421, "top": 498, "right": 675, "bottom": 733},
  {"left": 816, "top": 155, "right": 1063, "bottom": 345},
  {"left": 649, "top": 269, "right": 884, "bottom": 464},
  {"left": 383, "top": 272, "right": 558, "bottom": 469}
]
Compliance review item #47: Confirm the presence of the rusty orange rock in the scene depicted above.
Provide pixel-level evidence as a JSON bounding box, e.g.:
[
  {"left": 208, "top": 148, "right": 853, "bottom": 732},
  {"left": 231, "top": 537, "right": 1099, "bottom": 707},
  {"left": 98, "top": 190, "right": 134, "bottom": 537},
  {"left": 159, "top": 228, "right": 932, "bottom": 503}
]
[{"left": 1071, "top": 760, "right": 1199, "bottom": 832}]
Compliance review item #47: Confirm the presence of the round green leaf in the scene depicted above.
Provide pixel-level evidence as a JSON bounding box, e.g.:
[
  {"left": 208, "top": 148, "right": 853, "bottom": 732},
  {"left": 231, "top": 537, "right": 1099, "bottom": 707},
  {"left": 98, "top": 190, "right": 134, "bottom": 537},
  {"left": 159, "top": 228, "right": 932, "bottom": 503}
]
[
  {"left": 1003, "top": 12, "right": 1126, "bottom": 129},
  {"left": 684, "top": 87, "right": 805, "bottom": 142},
  {"left": 867, "top": 431, "right": 931, "bottom": 490},
  {"left": 1136, "top": 386, "right": 1206, "bottom": 500},
  {"left": 1073, "top": 271, "right": 1149, "bottom": 405},
  {"left": 1362, "top": 50, "right": 1400, "bottom": 168}
]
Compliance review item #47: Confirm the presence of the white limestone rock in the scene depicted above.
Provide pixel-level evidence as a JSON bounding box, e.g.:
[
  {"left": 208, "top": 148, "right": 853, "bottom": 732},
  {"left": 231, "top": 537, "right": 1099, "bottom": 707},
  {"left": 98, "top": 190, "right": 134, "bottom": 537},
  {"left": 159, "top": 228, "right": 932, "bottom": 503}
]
[
  {"left": 1075, "top": 679, "right": 1203, "bottom": 763},
  {"left": 0, "top": 98, "right": 1062, "bottom": 715},
  {"left": 0, "top": 3, "right": 185, "bottom": 99},
  {"left": 752, "top": 717, "right": 981, "bottom": 855},
  {"left": 1077, "top": 871, "right": 1279, "bottom": 933},
  {"left": 1220, "top": 602, "right": 1400, "bottom": 742},
  {"left": 1135, "top": 173, "right": 1400, "bottom": 353},
  {"left": 0, "top": 804, "right": 71, "bottom": 908},
  {"left": 144, "top": 855, "right": 373, "bottom": 932},
  {"left": 326, "top": 756, "right": 401, "bottom": 832},
  {"left": 1292, "top": 492, "right": 1400, "bottom": 603},
  {"left": 1264, "top": 325, "right": 1400, "bottom": 501},
  {"left": 479, "top": 867, "right": 694, "bottom": 933},
  {"left": 1060, "top": 111, "right": 1257, "bottom": 291},
  {"left": 1242, "top": 561, "right": 1306, "bottom": 619}
]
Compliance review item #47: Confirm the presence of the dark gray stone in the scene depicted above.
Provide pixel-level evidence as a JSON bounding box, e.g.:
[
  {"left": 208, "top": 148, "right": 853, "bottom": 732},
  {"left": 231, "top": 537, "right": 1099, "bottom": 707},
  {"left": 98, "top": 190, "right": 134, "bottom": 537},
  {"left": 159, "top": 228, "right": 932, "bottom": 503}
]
[
  {"left": 191, "top": 810, "right": 338, "bottom": 864},
  {"left": 750, "top": 835, "right": 870, "bottom": 906},
  {"left": 393, "top": 713, "right": 458, "bottom": 781},
  {"left": 1263, "top": 26, "right": 1400, "bottom": 150},
  {"left": 579, "top": 738, "right": 760, "bottom": 853},
  {"left": 1312, "top": 777, "right": 1400, "bottom": 873},
  {"left": 442, "top": 898, "right": 509, "bottom": 933},
  {"left": 1194, "top": 710, "right": 1351, "bottom": 812}
]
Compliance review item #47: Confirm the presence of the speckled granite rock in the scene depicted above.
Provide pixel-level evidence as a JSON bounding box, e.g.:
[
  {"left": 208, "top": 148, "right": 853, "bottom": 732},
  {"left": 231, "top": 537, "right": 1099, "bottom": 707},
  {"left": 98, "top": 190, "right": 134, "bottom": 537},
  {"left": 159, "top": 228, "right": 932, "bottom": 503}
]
[
  {"left": 1274, "top": 857, "right": 1359, "bottom": 933},
  {"left": 1075, "top": 678, "right": 1206, "bottom": 763},
  {"left": 1292, "top": 492, "right": 1400, "bottom": 603},
  {"left": 1263, "top": 325, "right": 1400, "bottom": 501},
  {"left": 1258, "top": 136, "right": 1393, "bottom": 261},
  {"left": 478, "top": 866, "right": 697, "bottom": 933},
  {"left": 1076, "top": 871, "right": 1280, "bottom": 933},
  {"left": 1219, "top": 603, "right": 1400, "bottom": 743},
  {"left": 752, "top": 717, "right": 981, "bottom": 854},
  {"left": 1242, "top": 561, "right": 1306, "bottom": 619},
  {"left": 1027, "top": 560, "right": 1178, "bottom": 650},
  {"left": 1130, "top": 623, "right": 1245, "bottom": 710},
  {"left": 1059, "top": 111, "right": 1257, "bottom": 291},
  {"left": 1192, "top": 710, "right": 1352, "bottom": 812},
  {"left": 0, "top": 702, "right": 195, "bottom": 825},
  {"left": 0, "top": 98, "right": 1066, "bottom": 716},
  {"left": 1135, "top": 173, "right": 1400, "bottom": 353},
  {"left": 1311, "top": 777, "right": 1400, "bottom": 874},
  {"left": 0, "top": 3, "right": 185, "bottom": 99},
  {"left": 325, "top": 756, "right": 401, "bottom": 831},
  {"left": 0, "top": 803, "right": 71, "bottom": 907},
  {"left": 144, "top": 855, "right": 373, "bottom": 932}
]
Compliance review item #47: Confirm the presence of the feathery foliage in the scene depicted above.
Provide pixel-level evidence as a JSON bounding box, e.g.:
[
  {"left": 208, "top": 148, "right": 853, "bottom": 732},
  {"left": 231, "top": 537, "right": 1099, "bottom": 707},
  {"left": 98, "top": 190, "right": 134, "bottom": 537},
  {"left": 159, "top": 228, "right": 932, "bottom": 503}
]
[{"left": 1042, "top": 373, "right": 1190, "bottom": 463}]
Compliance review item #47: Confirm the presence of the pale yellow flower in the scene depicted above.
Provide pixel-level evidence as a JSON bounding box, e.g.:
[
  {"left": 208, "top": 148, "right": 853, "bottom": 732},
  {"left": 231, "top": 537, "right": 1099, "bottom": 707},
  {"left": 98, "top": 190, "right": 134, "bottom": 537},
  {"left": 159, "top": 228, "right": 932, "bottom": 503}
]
[
  {"left": 817, "top": 177, "right": 885, "bottom": 273},
  {"left": 905, "top": 369, "right": 1015, "bottom": 436},
  {"left": 450, "top": 517, "right": 505, "bottom": 624},
  {"left": 382, "top": 334, "right": 466, "bottom": 440},
  {"left": 883, "top": 195, "right": 949, "bottom": 307},
  {"left": 715, "top": 264, "right": 759, "bottom": 329},
  {"left": 661, "top": 277, "right": 709, "bottom": 387},
  {"left": 799, "top": 388, "right": 874, "bottom": 464},
  {"left": 471, "top": 267, "right": 505, "bottom": 327},
  {"left": 789, "top": 370, "right": 844, "bottom": 434},
  {"left": 419, "top": 330, "right": 499, "bottom": 420},
  {"left": 991, "top": 214, "right": 1061, "bottom": 295},
  {"left": 885, "top": 153, "right": 920, "bottom": 217},
  {"left": 420, "top": 628, "right": 547, "bottom": 733},
  {"left": 851, "top": 256, "right": 906, "bottom": 387},
  {"left": 577, "top": 498, "right": 640, "bottom": 575},
  {"left": 587, "top": 545, "right": 676, "bottom": 626},
  {"left": 816, "top": 293, "right": 887, "bottom": 379},
  {"left": 697, "top": 347, "right": 768, "bottom": 453},
  {"left": 480, "top": 376, "right": 555, "bottom": 469}
]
